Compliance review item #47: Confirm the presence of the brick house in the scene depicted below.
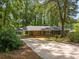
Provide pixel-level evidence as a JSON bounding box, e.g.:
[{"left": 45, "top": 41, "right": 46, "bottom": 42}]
[{"left": 18, "top": 26, "right": 69, "bottom": 37}]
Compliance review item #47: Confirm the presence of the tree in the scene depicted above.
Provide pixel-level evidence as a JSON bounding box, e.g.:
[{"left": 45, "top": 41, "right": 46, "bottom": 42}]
[
  {"left": 0, "top": 0, "right": 26, "bottom": 28},
  {"left": 46, "top": 0, "right": 78, "bottom": 37}
]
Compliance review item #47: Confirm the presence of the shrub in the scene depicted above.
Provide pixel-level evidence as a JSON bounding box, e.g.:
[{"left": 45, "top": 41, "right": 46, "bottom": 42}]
[
  {"left": 68, "top": 32, "right": 79, "bottom": 43},
  {"left": 0, "top": 27, "right": 21, "bottom": 52},
  {"left": 74, "top": 23, "right": 79, "bottom": 32}
]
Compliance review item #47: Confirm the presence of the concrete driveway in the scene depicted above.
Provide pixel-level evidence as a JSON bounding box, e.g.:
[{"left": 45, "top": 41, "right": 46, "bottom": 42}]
[{"left": 22, "top": 38, "right": 79, "bottom": 59}]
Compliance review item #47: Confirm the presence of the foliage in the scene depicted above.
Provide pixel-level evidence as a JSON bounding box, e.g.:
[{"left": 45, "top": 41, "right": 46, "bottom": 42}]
[
  {"left": 0, "top": 27, "right": 21, "bottom": 52},
  {"left": 0, "top": 0, "right": 79, "bottom": 39},
  {"left": 68, "top": 32, "right": 79, "bottom": 43},
  {"left": 0, "top": 0, "right": 78, "bottom": 27},
  {"left": 74, "top": 23, "right": 79, "bottom": 32}
]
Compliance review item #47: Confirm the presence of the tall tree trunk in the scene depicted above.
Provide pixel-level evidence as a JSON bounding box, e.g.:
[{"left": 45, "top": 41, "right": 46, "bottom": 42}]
[
  {"left": 61, "top": 18, "right": 65, "bottom": 37},
  {"left": 56, "top": 0, "right": 68, "bottom": 37},
  {"left": 56, "top": 0, "right": 65, "bottom": 37},
  {"left": 62, "top": 0, "right": 67, "bottom": 37}
]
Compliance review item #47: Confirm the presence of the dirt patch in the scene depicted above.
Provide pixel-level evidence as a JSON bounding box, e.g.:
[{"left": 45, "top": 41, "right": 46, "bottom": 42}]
[{"left": 0, "top": 43, "right": 42, "bottom": 59}]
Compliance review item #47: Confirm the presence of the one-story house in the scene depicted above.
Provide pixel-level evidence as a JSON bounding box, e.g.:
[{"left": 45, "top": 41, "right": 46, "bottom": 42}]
[{"left": 17, "top": 26, "right": 69, "bottom": 37}]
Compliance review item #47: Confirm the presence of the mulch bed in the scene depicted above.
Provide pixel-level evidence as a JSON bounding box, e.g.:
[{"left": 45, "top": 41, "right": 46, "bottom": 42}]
[{"left": 0, "top": 42, "right": 42, "bottom": 59}]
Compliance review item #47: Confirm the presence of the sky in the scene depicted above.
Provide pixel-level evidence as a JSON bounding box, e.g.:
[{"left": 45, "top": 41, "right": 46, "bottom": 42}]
[{"left": 74, "top": 1, "right": 79, "bottom": 19}]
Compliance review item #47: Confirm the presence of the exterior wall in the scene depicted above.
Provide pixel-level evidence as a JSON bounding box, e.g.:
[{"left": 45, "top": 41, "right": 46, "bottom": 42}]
[{"left": 24, "top": 30, "right": 69, "bottom": 37}]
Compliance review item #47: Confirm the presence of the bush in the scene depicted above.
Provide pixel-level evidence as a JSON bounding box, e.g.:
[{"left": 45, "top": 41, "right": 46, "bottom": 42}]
[
  {"left": 0, "top": 27, "right": 21, "bottom": 52},
  {"left": 68, "top": 32, "right": 79, "bottom": 43},
  {"left": 74, "top": 23, "right": 79, "bottom": 32}
]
